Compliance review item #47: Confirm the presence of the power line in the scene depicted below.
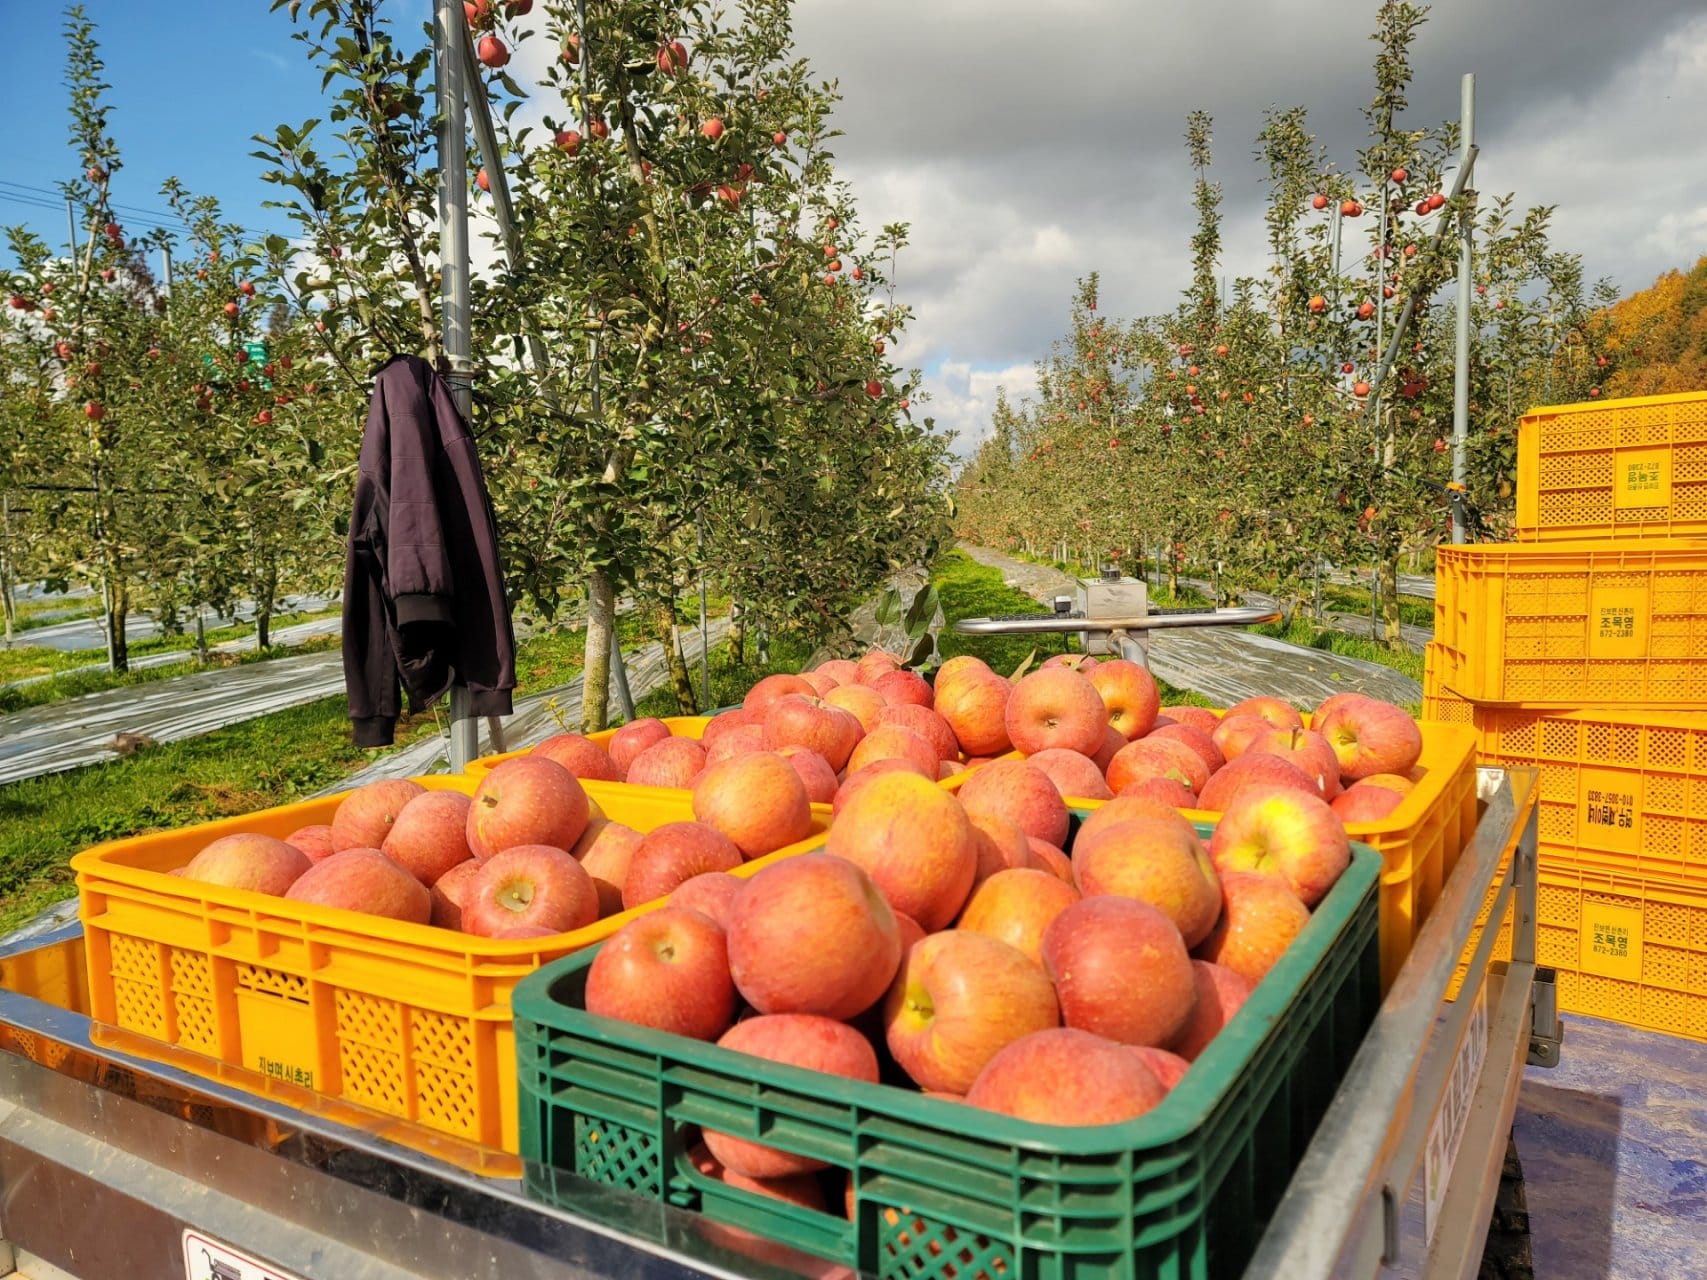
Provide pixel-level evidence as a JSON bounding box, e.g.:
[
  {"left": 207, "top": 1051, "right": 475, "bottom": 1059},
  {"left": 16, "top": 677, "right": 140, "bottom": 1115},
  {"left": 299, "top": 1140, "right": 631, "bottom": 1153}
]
[{"left": 0, "top": 180, "right": 280, "bottom": 242}]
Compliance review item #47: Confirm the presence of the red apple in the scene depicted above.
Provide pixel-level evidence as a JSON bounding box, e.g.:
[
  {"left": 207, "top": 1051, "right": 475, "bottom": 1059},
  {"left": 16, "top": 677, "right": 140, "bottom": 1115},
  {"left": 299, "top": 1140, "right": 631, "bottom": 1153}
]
[
  {"left": 1087, "top": 660, "right": 1161, "bottom": 741},
  {"left": 763, "top": 696, "right": 862, "bottom": 770},
  {"left": 827, "top": 772, "right": 977, "bottom": 930},
  {"left": 429, "top": 858, "right": 482, "bottom": 929},
  {"left": 1196, "top": 871, "right": 1311, "bottom": 985},
  {"left": 1208, "top": 787, "right": 1350, "bottom": 906},
  {"left": 1026, "top": 838, "right": 1075, "bottom": 884},
  {"left": 1358, "top": 772, "right": 1417, "bottom": 796},
  {"left": 1129, "top": 1045, "right": 1190, "bottom": 1092},
  {"left": 284, "top": 824, "right": 336, "bottom": 862},
  {"left": 967, "top": 811, "right": 1034, "bottom": 892},
  {"left": 776, "top": 745, "right": 838, "bottom": 804},
  {"left": 1091, "top": 724, "right": 1127, "bottom": 773},
  {"left": 813, "top": 658, "right": 861, "bottom": 686},
  {"left": 801, "top": 670, "right": 840, "bottom": 697},
  {"left": 1312, "top": 691, "right": 1373, "bottom": 725},
  {"left": 966, "top": 1028, "right": 1165, "bottom": 1125},
  {"left": 958, "top": 867, "right": 1080, "bottom": 966},
  {"left": 1248, "top": 726, "right": 1343, "bottom": 800},
  {"left": 883, "top": 931, "right": 1060, "bottom": 1094},
  {"left": 957, "top": 760, "right": 1070, "bottom": 847},
  {"left": 586, "top": 906, "right": 735, "bottom": 1040},
  {"left": 1163, "top": 706, "right": 1222, "bottom": 735},
  {"left": 380, "top": 790, "right": 476, "bottom": 885},
  {"left": 1076, "top": 793, "right": 1200, "bottom": 846},
  {"left": 935, "top": 672, "right": 1013, "bottom": 757},
  {"left": 467, "top": 757, "right": 590, "bottom": 857},
  {"left": 1331, "top": 785, "right": 1406, "bottom": 822},
  {"left": 1072, "top": 817, "right": 1222, "bottom": 947},
  {"left": 1196, "top": 752, "right": 1317, "bottom": 812},
  {"left": 622, "top": 821, "right": 743, "bottom": 908},
  {"left": 1317, "top": 698, "right": 1424, "bottom": 781},
  {"left": 668, "top": 871, "right": 744, "bottom": 930},
  {"left": 877, "top": 705, "right": 958, "bottom": 762},
  {"left": 855, "top": 648, "right": 901, "bottom": 685},
  {"left": 703, "top": 1014, "right": 879, "bottom": 1176},
  {"left": 463, "top": 844, "right": 598, "bottom": 936},
  {"left": 825, "top": 682, "right": 886, "bottom": 733},
  {"left": 1147, "top": 723, "right": 1225, "bottom": 776},
  {"left": 832, "top": 757, "right": 933, "bottom": 815},
  {"left": 627, "top": 737, "right": 709, "bottom": 788},
  {"left": 846, "top": 724, "right": 938, "bottom": 778},
  {"left": 1042, "top": 896, "right": 1197, "bottom": 1047},
  {"left": 1107, "top": 737, "right": 1209, "bottom": 796},
  {"left": 1171, "top": 960, "right": 1254, "bottom": 1061},
  {"left": 1118, "top": 775, "right": 1200, "bottom": 809},
  {"left": 871, "top": 669, "right": 933, "bottom": 709},
  {"left": 331, "top": 778, "right": 425, "bottom": 852},
  {"left": 532, "top": 733, "right": 622, "bottom": 782},
  {"left": 693, "top": 751, "right": 815, "bottom": 858},
  {"left": 688, "top": 1143, "right": 827, "bottom": 1212},
  {"left": 1039, "top": 653, "right": 1098, "bottom": 672},
  {"left": 284, "top": 848, "right": 430, "bottom": 923},
  {"left": 933, "top": 654, "right": 992, "bottom": 692},
  {"left": 706, "top": 724, "right": 767, "bottom": 765},
  {"left": 725, "top": 855, "right": 901, "bottom": 1019},
  {"left": 185, "top": 833, "right": 311, "bottom": 895},
  {"left": 575, "top": 819, "right": 643, "bottom": 916},
  {"left": 1026, "top": 747, "right": 1114, "bottom": 801},
  {"left": 609, "top": 718, "right": 672, "bottom": 775},
  {"left": 1210, "top": 714, "right": 1273, "bottom": 763},
  {"left": 1005, "top": 668, "right": 1107, "bottom": 756},
  {"left": 1225, "top": 696, "right": 1304, "bottom": 731},
  {"left": 744, "top": 673, "right": 816, "bottom": 711}
]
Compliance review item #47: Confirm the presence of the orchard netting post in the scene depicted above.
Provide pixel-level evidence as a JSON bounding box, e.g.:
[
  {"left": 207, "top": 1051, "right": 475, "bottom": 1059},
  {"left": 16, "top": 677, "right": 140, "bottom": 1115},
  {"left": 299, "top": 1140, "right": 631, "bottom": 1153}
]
[{"left": 1451, "top": 74, "right": 1476, "bottom": 545}]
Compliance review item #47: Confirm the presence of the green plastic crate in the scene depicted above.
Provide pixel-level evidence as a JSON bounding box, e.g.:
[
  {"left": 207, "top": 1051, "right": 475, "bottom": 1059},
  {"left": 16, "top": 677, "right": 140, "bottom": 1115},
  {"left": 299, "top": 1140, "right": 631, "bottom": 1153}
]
[{"left": 512, "top": 824, "right": 1381, "bottom": 1280}]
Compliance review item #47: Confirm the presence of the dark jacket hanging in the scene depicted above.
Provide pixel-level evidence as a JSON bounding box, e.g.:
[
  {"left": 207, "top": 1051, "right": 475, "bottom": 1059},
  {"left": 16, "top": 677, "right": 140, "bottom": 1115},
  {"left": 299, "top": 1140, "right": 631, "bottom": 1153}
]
[{"left": 342, "top": 354, "right": 516, "bottom": 747}]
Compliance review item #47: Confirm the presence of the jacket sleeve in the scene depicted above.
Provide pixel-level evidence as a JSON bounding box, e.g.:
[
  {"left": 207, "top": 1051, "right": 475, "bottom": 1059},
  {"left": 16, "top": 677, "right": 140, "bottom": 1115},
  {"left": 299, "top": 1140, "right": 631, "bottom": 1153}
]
[
  {"left": 342, "top": 387, "right": 400, "bottom": 746},
  {"left": 380, "top": 371, "right": 456, "bottom": 625}
]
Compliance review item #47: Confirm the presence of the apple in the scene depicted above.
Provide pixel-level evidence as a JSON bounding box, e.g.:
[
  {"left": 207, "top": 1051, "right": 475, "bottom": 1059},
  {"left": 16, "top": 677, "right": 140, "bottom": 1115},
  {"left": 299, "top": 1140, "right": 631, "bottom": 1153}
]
[
  {"left": 1208, "top": 787, "right": 1350, "bottom": 906},
  {"left": 1039, "top": 653, "right": 1097, "bottom": 672},
  {"left": 1318, "top": 698, "right": 1424, "bottom": 780},
  {"left": 726, "top": 855, "right": 901, "bottom": 1019},
  {"left": 1196, "top": 752, "right": 1317, "bottom": 812},
  {"left": 1162, "top": 705, "right": 1221, "bottom": 735},
  {"left": 284, "top": 848, "right": 430, "bottom": 923},
  {"left": 1107, "top": 737, "right": 1209, "bottom": 796},
  {"left": 467, "top": 757, "right": 590, "bottom": 857},
  {"left": 884, "top": 931, "right": 1060, "bottom": 1094},
  {"left": 935, "top": 672, "right": 1013, "bottom": 757},
  {"left": 688, "top": 1143, "right": 827, "bottom": 1212},
  {"left": 813, "top": 658, "right": 862, "bottom": 686},
  {"left": 331, "top": 778, "right": 425, "bottom": 852},
  {"left": 967, "top": 811, "right": 1035, "bottom": 892},
  {"left": 475, "top": 33, "right": 508, "bottom": 67},
  {"left": 1195, "top": 871, "right": 1311, "bottom": 985},
  {"left": 1248, "top": 726, "right": 1343, "bottom": 800},
  {"left": 1026, "top": 838, "right": 1075, "bottom": 884},
  {"left": 763, "top": 696, "right": 861, "bottom": 770},
  {"left": 1118, "top": 776, "right": 1199, "bottom": 809},
  {"left": 706, "top": 724, "right": 767, "bottom": 765},
  {"left": 185, "top": 833, "right": 310, "bottom": 895},
  {"left": 847, "top": 724, "right": 939, "bottom": 778},
  {"left": 700, "top": 118, "right": 727, "bottom": 142},
  {"left": 1171, "top": 960, "right": 1255, "bottom": 1061},
  {"left": 1210, "top": 714, "right": 1273, "bottom": 763},
  {"left": 957, "top": 759, "right": 1070, "bottom": 847},
  {"left": 856, "top": 648, "right": 901, "bottom": 685},
  {"left": 958, "top": 867, "right": 1080, "bottom": 966},
  {"left": 284, "top": 824, "right": 336, "bottom": 862},
  {"left": 1225, "top": 696, "right": 1304, "bottom": 731},
  {"left": 1087, "top": 660, "right": 1161, "bottom": 741},
  {"left": 744, "top": 673, "right": 816, "bottom": 711},
  {"left": 966, "top": 1028, "right": 1165, "bottom": 1125},
  {"left": 380, "top": 790, "right": 476, "bottom": 885},
  {"left": 532, "top": 733, "right": 622, "bottom": 782},
  {"left": 832, "top": 757, "right": 933, "bottom": 815},
  {"left": 463, "top": 844, "right": 598, "bottom": 936},
  {"left": 801, "top": 670, "right": 840, "bottom": 697},
  {"left": 894, "top": 910, "right": 927, "bottom": 955},
  {"left": 932, "top": 654, "right": 992, "bottom": 693},
  {"left": 877, "top": 705, "right": 958, "bottom": 762},
  {"left": 609, "top": 718, "right": 672, "bottom": 775},
  {"left": 1312, "top": 691, "right": 1372, "bottom": 725},
  {"left": 1005, "top": 668, "right": 1107, "bottom": 756},
  {"left": 587, "top": 906, "right": 734, "bottom": 1040},
  {"left": 1076, "top": 793, "right": 1199, "bottom": 845},
  {"left": 776, "top": 745, "right": 838, "bottom": 804},
  {"left": 668, "top": 871, "right": 745, "bottom": 930},
  {"left": 703, "top": 1014, "right": 879, "bottom": 1176},
  {"left": 1358, "top": 772, "right": 1417, "bottom": 796},
  {"left": 627, "top": 736, "right": 709, "bottom": 788},
  {"left": 1026, "top": 747, "right": 1113, "bottom": 801},
  {"left": 1043, "top": 895, "right": 1197, "bottom": 1047},
  {"left": 429, "top": 858, "right": 483, "bottom": 930},
  {"left": 871, "top": 669, "right": 933, "bottom": 709},
  {"left": 1147, "top": 723, "right": 1224, "bottom": 776},
  {"left": 1072, "top": 817, "right": 1222, "bottom": 947},
  {"left": 827, "top": 771, "right": 977, "bottom": 930},
  {"left": 1091, "top": 724, "right": 1127, "bottom": 773},
  {"left": 825, "top": 682, "right": 886, "bottom": 733},
  {"left": 623, "top": 821, "right": 744, "bottom": 908},
  {"left": 1331, "top": 785, "right": 1405, "bottom": 822},
  {"left": 575, "top": 819, "right": 643, "bottom": 916},
  {"left": 1129, "top": 1045, "right": 1190, "bottom": 1092},
  {"left": 693, "top": 751, "right": 814, "bottom": 858}
]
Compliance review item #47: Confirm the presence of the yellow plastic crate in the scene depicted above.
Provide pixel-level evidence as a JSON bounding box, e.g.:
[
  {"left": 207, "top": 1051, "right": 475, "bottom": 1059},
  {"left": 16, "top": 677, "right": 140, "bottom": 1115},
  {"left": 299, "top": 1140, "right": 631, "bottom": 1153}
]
[
  {"left": 1460, "top": 865, "right": 1707, "bottom": 1042},
  {"left": 72, "top": 775, "right": 829, "bottom": 1176},
  {"left": 463, "top": 714, "right": 711, "bottom": 777},
  {"left": 1516, "top": 390, "right": 1707, "bottom": 541},
  {"left": 1430, "top": 540, "right": 1707, "bottom": 707}
]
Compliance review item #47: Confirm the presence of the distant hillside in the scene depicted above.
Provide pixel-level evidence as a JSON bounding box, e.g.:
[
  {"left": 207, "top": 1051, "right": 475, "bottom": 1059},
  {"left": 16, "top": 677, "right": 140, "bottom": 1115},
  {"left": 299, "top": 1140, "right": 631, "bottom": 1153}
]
[{"left": 1603, "top": 256, "right": 1707, "bottom": 397}]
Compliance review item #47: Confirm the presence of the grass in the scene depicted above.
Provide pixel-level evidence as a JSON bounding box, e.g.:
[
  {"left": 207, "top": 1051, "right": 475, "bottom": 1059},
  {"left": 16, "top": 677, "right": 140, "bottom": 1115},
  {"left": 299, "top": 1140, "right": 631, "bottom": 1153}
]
[
  {"left": 1252, "top": 614, "right": 1427, "bottom": 689},
  {"left": 1318, "top": 583, "right": 1434, "bottom": 629}
]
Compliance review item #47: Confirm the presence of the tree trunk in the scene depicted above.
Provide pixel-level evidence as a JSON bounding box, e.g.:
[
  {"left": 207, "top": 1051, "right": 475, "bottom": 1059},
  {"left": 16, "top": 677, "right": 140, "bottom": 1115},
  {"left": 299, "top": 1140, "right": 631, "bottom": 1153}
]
[
  {"left": 255, "top": 559, "right": 277, "bottom": 650},
  {"left": 195, "top": 611, "right": 208, "bottom": 665},
  {"left": 580, "top": 567, "right": 617, "bottom": 733},
  {"left": 1379, "top": 556, "right": 1404, "bottom": 651},
  {"left": 108, "top": 578, "right": 129, "bottom": 673},
  {"left": 661, "top": 603, "right": 699, "bottom": 714},
  {"left": 730, "top": 601, "right": 746, "bottom": 667}
]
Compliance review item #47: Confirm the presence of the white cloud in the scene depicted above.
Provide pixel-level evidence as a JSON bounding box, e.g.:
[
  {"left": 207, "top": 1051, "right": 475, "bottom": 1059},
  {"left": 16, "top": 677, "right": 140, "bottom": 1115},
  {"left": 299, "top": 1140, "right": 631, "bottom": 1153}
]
[{"left": 922, "top": 358, "right": 1038, "bottom": 454}]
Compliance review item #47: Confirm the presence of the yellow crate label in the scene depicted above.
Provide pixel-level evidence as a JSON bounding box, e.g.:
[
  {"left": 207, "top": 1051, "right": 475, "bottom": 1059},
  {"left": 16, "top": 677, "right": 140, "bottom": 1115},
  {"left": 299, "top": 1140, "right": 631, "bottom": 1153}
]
[
  {"left": 1587, "top": 585, "right": 1650, "bottom": 658},
  {"left": 251, "top": 1053, "right": 316, "bottom": 1090},
  {"left": 1578, "top": 767, "right": 1639, "bottom": 853},
  {"left": 1613, "top": 448, "right": 1671, "bottom": 509},
  {"left": 1579, "top": 900, "right": 1643, "bottom": 982}
]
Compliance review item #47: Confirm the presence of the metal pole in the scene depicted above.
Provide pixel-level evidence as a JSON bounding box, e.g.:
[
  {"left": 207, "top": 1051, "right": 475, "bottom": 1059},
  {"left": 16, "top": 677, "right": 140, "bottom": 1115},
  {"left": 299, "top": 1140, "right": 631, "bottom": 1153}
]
[
  {"left": 697, "top": 511, "right": 710, "bottom": 709},
  {"left": 64, "top": 197, "right": 78, "bottom": 261},
  {"left": 435, "top": 0, "right": 478, "bottom": 771},
  {"left": 1329, "top": 205, "right": 1342, "bottom": 306},
  {"left": 609, "top": 628, "right": 636, "bottom": 721},
  {"left": 160, "top": 245, "right": 172, "bottom": 300},
  {"left": 1371, "top": 178, "right": 1389, "bottom": 437},
  {"left": 1451, "top": 73, "right": 1476, "bottom": 545}
]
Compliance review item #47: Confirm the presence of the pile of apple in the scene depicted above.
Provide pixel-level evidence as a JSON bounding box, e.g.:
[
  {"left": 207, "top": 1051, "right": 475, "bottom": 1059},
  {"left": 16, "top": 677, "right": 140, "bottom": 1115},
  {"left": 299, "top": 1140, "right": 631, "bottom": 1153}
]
[{"left": 169, "top": 746, "right": 823, "bottom": 939}]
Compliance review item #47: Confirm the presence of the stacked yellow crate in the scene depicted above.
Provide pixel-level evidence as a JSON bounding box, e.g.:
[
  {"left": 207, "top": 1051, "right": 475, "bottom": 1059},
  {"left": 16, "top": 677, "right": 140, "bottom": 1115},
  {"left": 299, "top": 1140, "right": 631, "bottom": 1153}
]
[{"left": 1425, "top": 391, "right": 1707, "bottom": 1040}]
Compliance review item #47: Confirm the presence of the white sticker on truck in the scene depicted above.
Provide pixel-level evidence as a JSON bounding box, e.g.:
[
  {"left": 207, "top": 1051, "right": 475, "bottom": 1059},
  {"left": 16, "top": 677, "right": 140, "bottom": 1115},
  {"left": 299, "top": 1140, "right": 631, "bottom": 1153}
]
[
  {"left": 184, "top": 1230, "right": 305, "bottom": 1280},
  {"left": 1423, "top": 978, "right": 1489, "bottom": 1247}
]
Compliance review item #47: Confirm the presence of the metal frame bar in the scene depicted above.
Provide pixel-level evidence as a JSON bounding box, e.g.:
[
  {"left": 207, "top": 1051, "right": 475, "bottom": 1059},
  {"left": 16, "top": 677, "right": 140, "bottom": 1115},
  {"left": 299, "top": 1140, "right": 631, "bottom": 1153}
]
[{"left": 952, "top": 606, "right": 1281, "bottom": 635}]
